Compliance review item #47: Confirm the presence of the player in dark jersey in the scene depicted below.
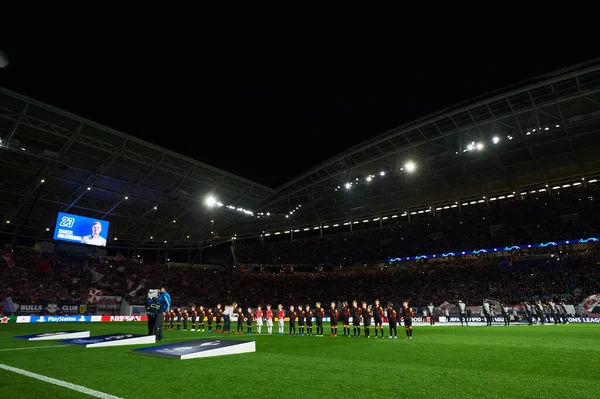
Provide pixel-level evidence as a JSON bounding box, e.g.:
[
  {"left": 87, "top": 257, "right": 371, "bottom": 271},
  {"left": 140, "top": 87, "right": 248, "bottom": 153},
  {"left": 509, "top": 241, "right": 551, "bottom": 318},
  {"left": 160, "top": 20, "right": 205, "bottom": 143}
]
[
  {"left": 246, "top": 307, "right": 253, "bottom": 334},
  {"left": 164, "top": 309, "right": 171, "bottom": 330},
  {"left": 352, "top": 300, "right": 362, "bottom": 338},
  {"left": 387, "top": 302, "right": 398, "bottom": 339},
  {"left": 182, "top": 308, "right": 189, "bottom": 330},
  {"left": 289, "top": 305, "right": 297, "bottom": 335},
  {"left": 206, "top": 308, "right": 214, "bottom": 332},
  {"left": 297, "top": 306, "right": 305, "bottom": 336},
  {"left": 315, "top": 302, "right": 325, "bottom": 337},
  {"left": 176, "top": 308, "right": 183, "bottom": 330},
  {"left": 305, "top": 305, "right": 313, "bottom": 336},
  {"left": 329, "top": 302, "right": 339, "bottom": 337},
  {"left": 215, "top": 304, "right": 223, "bottom": 332},
  {"left": 237, "top": 307, "right": 244, "bottom": 333},
  {"left": 402, "top": 301, "right": 414, "bottom": 339},
  {"left": 197, "top": 306, "right": 206, "bottom": 331},
  {"left": 361, "top": 302, "right": 371, "bottom": 338},
  {"left": 342, "top": 301, "right": 350, "bottom": 337},
  {"left": 372, "top": 299, "right": 384, "bottom": 338}
]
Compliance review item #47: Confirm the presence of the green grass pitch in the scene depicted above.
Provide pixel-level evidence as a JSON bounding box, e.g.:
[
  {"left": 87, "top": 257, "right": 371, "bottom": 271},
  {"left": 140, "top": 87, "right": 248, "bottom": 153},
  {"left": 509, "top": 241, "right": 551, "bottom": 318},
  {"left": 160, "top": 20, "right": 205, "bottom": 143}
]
[{"left": 0, "top": 322, "right": 598, "bottom": 398}]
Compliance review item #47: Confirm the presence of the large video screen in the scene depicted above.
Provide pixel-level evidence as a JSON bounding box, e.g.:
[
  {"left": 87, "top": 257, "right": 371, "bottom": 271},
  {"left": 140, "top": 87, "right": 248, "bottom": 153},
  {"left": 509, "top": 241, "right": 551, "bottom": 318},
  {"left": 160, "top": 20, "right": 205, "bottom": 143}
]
[{"left": 53, "top": 212, "right": 110, "bottom": 247}]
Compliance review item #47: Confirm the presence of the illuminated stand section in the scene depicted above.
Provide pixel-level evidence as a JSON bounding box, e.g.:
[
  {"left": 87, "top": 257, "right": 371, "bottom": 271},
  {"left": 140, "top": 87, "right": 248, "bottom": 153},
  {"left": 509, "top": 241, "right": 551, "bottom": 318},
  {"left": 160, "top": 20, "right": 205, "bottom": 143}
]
[
  {"left": 15, "top": 331, "right": 91, "bottom": 341},
  {"left": 60, "top": 333, "right": 155, "bottom": 348},
  {"left": 133, "top": 339, "right": 256, "bottom": 360},
  {"left": 387, "top": 237, "right": 599, "bottom": 263}
]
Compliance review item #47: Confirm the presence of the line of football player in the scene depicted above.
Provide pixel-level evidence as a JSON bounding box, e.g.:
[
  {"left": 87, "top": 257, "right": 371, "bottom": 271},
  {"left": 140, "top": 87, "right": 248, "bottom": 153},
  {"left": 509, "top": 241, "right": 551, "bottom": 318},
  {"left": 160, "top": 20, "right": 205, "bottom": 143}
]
[{"left": 163, "top": 299, "right": 415, "bottom": 339}]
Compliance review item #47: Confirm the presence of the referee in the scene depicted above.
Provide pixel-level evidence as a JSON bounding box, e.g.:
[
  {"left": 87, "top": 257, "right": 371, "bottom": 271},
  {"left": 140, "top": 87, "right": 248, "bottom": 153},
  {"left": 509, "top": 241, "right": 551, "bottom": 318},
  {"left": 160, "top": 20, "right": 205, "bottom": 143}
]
[{"left": 155, "top": 286, "right": 171, "bottom": 341}]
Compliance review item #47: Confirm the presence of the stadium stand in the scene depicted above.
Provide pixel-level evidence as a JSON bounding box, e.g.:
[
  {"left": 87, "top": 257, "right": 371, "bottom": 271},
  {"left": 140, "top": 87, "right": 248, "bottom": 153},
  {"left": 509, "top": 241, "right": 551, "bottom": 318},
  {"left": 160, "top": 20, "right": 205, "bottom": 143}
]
[{"left": 2, "top": 60, "right": 600, "bottom": 320}]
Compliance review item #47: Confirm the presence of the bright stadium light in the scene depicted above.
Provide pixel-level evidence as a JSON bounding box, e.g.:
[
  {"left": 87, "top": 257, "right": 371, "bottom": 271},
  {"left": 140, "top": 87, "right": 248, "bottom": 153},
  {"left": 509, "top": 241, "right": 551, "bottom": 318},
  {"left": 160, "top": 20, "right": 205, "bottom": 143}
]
[
  {"left": 476, "top": 142, "right": 484, "bottom": 150},
  {"left": 345, "top": 182, "right": 352, "bottom": 189},
  {"left": 492, "top": 136, "right": 500, "bottom": 144},
  {"left": 404, "top": 161, "right": 416, "bottom": 172},
  {"left": 204, "top": 196, "right": 217, "bottom": 207}
]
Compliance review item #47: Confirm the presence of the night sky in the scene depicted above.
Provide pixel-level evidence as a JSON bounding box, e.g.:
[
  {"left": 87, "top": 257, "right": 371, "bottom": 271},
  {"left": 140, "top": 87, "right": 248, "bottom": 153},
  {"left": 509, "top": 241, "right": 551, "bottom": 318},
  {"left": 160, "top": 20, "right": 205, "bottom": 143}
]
[{"left": 0, "top": 35, "right": 595, "bottom": 188}]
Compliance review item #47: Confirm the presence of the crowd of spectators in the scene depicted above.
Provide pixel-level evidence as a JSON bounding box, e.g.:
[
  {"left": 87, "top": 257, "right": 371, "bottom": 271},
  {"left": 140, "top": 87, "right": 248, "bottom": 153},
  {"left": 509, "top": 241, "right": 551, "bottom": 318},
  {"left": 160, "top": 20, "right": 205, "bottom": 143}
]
[
  {"left": 1, "top": 247, "right": 598, "bottom": 312},
  {"left": 236, "top": 184, "right": 599, "bottom": 265},
  {"left": 1, "top": 184, "right": 598, "bottom": 314}
]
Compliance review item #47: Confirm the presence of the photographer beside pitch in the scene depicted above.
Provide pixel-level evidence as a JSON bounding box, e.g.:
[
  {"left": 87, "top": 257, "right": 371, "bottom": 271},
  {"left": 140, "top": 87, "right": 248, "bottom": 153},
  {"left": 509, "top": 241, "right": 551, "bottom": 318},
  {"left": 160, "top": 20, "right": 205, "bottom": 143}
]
[{"left": 153, "top": 286, "right": 171, "bottom": 341}]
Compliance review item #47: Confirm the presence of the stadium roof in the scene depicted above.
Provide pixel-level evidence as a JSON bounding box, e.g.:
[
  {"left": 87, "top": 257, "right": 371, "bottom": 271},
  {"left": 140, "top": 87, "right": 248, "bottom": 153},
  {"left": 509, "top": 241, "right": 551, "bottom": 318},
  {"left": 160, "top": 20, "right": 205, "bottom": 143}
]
[
  {"left": 3, "top": 58, "right": 600, "bottom": 250},
  {"left": 224, "top": 58, "right": 600, "bottom": 239},
  {"left": 0, "top": 88, "right": 275, "bottom": 248}
]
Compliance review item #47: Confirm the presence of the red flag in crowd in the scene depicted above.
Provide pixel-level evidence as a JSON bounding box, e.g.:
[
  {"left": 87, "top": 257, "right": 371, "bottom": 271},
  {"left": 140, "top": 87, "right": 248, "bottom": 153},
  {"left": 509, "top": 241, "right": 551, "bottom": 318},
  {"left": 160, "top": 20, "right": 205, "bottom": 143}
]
[
  {"left": 39, "top": 258, "right": 50, "bottom": 273},
  {"left": 2, "top": 252, "right": 15, "bottom": 268}
]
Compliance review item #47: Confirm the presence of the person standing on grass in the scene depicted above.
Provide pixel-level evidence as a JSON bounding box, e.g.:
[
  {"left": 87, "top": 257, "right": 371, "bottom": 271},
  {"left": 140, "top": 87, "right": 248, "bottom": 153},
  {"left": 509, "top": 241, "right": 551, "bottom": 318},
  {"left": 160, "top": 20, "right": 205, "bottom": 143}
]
[
  {"left": 428, "top": 303, "right": 436, "bottom": 325},
  {"left": 155, "top": 286, "right": 171, "bottom": 341},
  {"left": 265, "top": 304, "right": 274, "bottom": 335},
  {"left": 402, "top": 301, "right": 414, "bottom": 339},
  {"left": 315, "top": 302, "right": 325, "bottom": 337},
  {"left": 255, "top": 305, "right": 264, "bottom": 334},
  {"left": 329, "top": 302, "right": 339, "bottom": 337},
  {"left": 387, "top": 302, "right": 398, "bottom": 339},
  {"left": 372, "top": 299, "right": 384, "bottom": 337},
  {"left": 277, "top": 304, "right": 286, "bottom": 335},
  {"left": 458, "top": 300, "right": 468, "bottom": 326}
]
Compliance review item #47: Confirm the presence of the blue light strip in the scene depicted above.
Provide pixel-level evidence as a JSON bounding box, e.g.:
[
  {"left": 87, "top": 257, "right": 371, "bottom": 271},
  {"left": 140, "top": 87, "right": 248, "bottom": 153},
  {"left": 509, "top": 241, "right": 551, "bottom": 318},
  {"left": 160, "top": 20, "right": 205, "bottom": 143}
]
[{"left": 387, "top": 237, "right": 599, "bottom": 263}]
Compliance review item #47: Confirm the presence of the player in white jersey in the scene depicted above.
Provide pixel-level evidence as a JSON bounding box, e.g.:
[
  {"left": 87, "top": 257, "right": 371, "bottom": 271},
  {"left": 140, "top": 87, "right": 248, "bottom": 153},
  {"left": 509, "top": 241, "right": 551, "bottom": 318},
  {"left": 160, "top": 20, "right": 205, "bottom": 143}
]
[
  {"left": 265, "top": 304, "right": 274, "bottom": 334},
  {"left": 255, "top": 305, "right": 264, "bottom": 334},
  {"left": 277, "top": 304, "right": 285, "bottom": 334}
]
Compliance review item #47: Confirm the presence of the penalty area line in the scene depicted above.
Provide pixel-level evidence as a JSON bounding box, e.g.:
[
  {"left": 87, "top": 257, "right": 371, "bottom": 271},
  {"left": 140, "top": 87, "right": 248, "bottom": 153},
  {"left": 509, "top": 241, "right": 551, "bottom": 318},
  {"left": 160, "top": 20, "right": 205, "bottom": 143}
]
[{"left": 0, "top": 364, "right": 124, "bottom": 399}]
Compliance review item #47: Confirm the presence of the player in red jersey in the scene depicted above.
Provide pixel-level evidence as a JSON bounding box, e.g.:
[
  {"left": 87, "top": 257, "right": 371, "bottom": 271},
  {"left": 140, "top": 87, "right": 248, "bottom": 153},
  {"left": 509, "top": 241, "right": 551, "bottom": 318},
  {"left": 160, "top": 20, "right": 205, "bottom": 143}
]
[
  {"left": 256, "top": 305, "right": 264, "bottom": 334},
  {"left": 277, "top": 304, "right": 286, "bottom": 335},
  {"left": 169, "top": 309, "right": 175, "bottom": 330},
  {"left": 189, "top": 305, "right": 198, "bottom": 331},
  {"left": 265, "top": 304, "right": 274, "bottom": 334},
  {"left": 402, "top": 301, "right": 414, "bottom": 339},
  {"left": 197, "top": 305, "right": 206, "bottom": 332},
  {"left": 329, "top": 301, "right": 339, "bottom": 337}
]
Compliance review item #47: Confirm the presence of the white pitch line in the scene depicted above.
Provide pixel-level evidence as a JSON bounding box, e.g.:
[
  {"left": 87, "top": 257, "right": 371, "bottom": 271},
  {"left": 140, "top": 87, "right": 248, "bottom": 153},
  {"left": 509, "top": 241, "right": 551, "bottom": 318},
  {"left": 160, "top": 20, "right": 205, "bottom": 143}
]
[
  {"left": 0, "top": 345, "right": 63, "bottom": 352},
  {"left": 0, "top": 364, "right": 124, "bottom": 399}
]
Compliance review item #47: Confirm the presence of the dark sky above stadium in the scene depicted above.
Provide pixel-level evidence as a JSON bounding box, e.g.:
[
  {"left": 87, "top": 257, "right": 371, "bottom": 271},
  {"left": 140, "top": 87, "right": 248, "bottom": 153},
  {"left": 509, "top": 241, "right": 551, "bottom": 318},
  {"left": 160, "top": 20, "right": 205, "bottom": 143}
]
[{"left": 0, "top": 31, "right": 595, "bottom": 188}]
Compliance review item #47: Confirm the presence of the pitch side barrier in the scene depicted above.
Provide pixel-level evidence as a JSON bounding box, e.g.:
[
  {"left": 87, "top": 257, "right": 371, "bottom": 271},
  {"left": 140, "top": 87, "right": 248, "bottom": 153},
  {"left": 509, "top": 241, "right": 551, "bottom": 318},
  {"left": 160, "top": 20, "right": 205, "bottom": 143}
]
[{"left": 6, "top": 315, "right": 599, "bottom": 324}]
